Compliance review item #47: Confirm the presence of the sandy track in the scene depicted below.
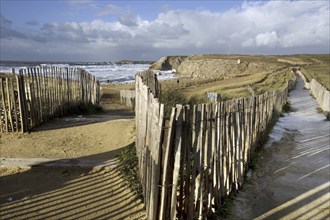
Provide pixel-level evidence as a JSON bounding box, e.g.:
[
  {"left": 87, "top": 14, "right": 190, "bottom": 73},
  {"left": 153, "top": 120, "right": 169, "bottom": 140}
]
[
  {"left": 0, "top": 86, "right": 146, "bottom": 219},
  {"left": 0, "top": 167, "right": 146, "bottom": 219},
  {"left": 0, "top": 116, "right": 135, "bottom": 159}
]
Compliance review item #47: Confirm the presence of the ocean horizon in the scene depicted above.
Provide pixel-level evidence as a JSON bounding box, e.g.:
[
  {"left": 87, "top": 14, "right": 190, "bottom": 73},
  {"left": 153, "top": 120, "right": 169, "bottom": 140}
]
[{"left": 0, "top": 60, "right": 174, "bottom": 84}]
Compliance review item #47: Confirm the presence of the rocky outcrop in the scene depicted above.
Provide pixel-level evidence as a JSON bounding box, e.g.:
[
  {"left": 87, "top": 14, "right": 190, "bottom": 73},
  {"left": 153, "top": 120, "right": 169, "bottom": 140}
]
[
  {"left": 150, "top": 54, "right": 286, "bottom": 78},
  {"left": 176, "top": 58, "right": 256, "bottom": 78},
  {"left": 149, "top": 56, "right": 188, "bottom": 70},
  {"left": 115, "top": 60, "right": 154, "bottom": 65}
]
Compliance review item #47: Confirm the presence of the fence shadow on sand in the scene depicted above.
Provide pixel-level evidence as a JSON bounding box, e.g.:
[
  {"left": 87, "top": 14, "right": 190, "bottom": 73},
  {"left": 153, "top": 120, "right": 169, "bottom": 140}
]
[{"left": 0, "top": 145, "right": 146, "bottom": 220}]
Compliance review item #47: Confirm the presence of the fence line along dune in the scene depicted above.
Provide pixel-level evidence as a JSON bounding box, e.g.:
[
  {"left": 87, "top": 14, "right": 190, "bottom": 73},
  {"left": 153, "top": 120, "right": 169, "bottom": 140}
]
[
  {"left": 135, "top": 69, "right": 295, "bottom": 219},
  {"left": 0, "top": 66, "right": 99, "bottom": 132}
]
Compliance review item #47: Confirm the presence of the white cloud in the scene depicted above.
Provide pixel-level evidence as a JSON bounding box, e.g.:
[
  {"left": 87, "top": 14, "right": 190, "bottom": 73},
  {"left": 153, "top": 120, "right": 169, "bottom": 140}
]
[
  {"left": 242, "top": 38, "right": 254, "bottom": 47},
  {"left": 255, "top": 31, "right": 279, "bottom": 47},
  {"left": 1, "top": 1, "right": 329, "bottom": 61},
  {"left": 98, "top": 4, "right": 138, "bottom": 27}
]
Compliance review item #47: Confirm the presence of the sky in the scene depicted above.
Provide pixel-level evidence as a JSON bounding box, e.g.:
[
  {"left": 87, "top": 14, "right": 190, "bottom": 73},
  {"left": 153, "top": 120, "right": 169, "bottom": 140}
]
[{"left": 0, "top": 0, "right": 329, "bottom": 62}]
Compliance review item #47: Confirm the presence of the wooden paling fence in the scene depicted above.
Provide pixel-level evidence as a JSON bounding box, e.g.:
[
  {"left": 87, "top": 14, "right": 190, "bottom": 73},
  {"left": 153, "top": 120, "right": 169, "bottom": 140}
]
[
  {"left": 120, "top": 89, "right": 136, "bottom": 110},
  {"left": 0, "top": 66, "right": 99, "bottom": 132},
  {"left": 135, "top": 69, "right": 295, "bottom": 220}
]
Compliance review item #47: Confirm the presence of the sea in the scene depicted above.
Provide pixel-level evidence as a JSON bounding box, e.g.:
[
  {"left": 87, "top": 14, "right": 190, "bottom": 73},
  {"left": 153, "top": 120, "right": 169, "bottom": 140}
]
[{"left": 0, "top": 61, "right": 176, "bottom": 84}]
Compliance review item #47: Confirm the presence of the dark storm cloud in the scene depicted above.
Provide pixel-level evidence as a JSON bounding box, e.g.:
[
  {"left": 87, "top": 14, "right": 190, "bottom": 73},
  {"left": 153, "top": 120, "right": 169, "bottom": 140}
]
[
  {"left": 0, "top": 14, "right": 12, "bottom": 26},
  {"left": 0, "top": 14, "right": 27, "bottom": 39},
  {"left": 26, "top": 20, "right": 39, "bottom": 26}
]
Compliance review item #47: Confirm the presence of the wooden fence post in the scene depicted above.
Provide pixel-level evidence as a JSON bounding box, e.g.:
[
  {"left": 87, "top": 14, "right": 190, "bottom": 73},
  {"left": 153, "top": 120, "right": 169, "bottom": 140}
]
[
  {"left": 134, "top": 70, "right": 294, "bottom": 220},
  {"left": 159, "top": 107, "right": 176, "bottom": 220},
  {"left": 170, "top": 105, "right": 183, "bottom": 220}
]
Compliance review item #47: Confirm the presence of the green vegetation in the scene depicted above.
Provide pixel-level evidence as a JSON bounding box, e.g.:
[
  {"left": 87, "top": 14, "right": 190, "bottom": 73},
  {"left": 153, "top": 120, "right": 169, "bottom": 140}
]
[
  {"left": 282, "top": 101, "right": 291, "bottom": 113},
  {"left": 187, "top": 94, "right": 209, "bottom": 105},
  {"left": 159, "top": 88, "right": 212, "bottom": 118},
  {"left": 75, "top": 102, "right": 103, "bottom": 114},
  {"left": 158, "top": 68, "right": 296, "bottom": 112},
  {"left": 156, "top": 54, "right": 328, "bottom": 101},
  {"left": 116, "top": 142, "right": 143, "bottom": 200},
  {"left": 280, "top": 54, "right": 329, "bottom": 90},
  {"left": 159, "top": 88, "right": 188, "bottom": 118},
  {"left": 0, "top": 72, "right": 13, "bottom": 77},
  {"left": 179, "top": 70, "right": 295, "bottom": 101},
  {"left": 213, "top": 192, "right": 236, "bottom": 219},
  {"left": 301, "top": 65, "right": 330, "bottom": 90}
]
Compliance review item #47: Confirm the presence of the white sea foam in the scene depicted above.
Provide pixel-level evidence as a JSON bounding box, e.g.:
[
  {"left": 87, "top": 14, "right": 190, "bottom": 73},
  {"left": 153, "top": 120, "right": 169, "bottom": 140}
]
[{"left": 0, "top": 62, "right": 176, "bottom": 84}]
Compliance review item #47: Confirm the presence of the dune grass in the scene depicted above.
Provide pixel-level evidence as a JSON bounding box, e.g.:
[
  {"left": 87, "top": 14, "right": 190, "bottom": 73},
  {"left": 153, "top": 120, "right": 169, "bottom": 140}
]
[
  {"left": 108, "top": 54, "right": 328, "bottom": 103},
  {"left": 300, "top": 65, "right": 330, "bottom": 90},
  {"left": 178, "top": 69, "right": 295, "bottom": 101},
  {"left": 277, "top": 54, "right": 329, "bottom": 90},
  {"left": 161, "top": 54, "right": 327, "bottom": 101}
]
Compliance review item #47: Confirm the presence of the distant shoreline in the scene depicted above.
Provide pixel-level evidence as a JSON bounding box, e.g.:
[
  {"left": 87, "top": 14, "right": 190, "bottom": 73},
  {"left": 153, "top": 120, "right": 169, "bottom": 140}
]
[{"left": 0, "top": 60, "right": 155, "bottom": 66}]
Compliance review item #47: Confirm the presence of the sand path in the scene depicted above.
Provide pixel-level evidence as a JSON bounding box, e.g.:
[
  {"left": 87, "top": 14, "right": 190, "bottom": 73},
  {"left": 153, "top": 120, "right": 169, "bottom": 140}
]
[
  {"left": 0, "top": 87, "right": 147, "bottom": 219},
  {"left": 228, "top": 76, "right": 330, "bottom": 219}
]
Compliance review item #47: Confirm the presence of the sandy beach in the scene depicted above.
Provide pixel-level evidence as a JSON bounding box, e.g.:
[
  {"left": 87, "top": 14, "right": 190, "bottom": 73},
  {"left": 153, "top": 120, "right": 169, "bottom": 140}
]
[
  {"left": 0, "top": 84, "right": 147, "bottom": 219},
  {"left": 0, "top": 84, "right": 135, "bottom": 159}
]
